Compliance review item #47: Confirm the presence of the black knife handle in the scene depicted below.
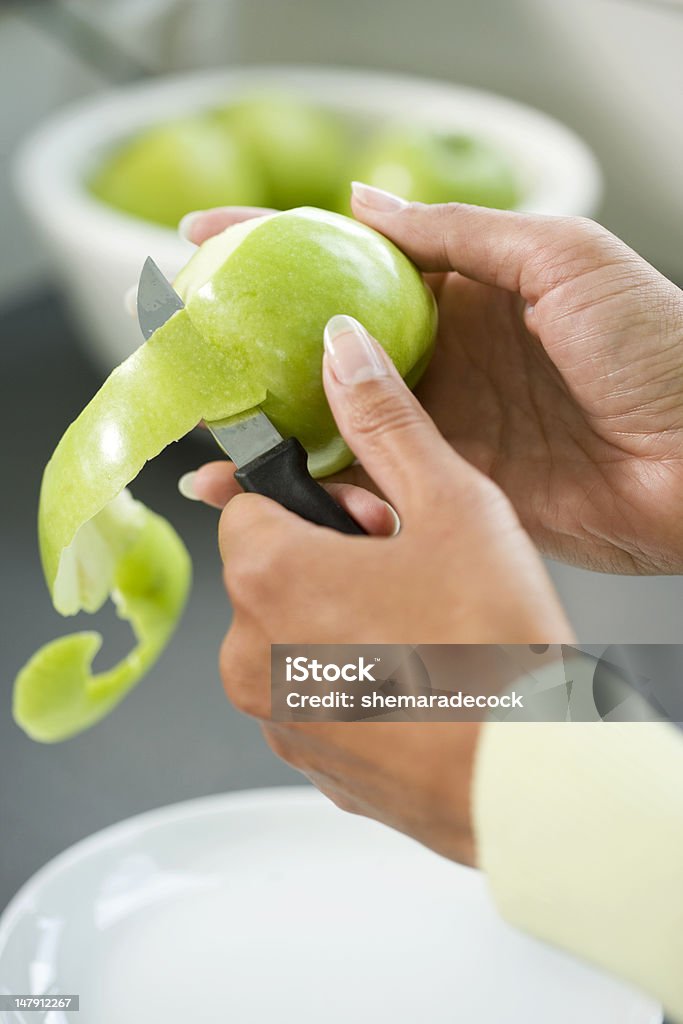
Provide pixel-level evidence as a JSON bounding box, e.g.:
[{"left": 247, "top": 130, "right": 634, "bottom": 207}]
[{"left": 234, "top": 438, "right": 366, "bottom": 535}]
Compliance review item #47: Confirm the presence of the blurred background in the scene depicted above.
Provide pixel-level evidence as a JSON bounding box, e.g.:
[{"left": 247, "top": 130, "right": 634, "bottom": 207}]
[{"left": 2, "top": 0, "right": 682, "bottom": 911}]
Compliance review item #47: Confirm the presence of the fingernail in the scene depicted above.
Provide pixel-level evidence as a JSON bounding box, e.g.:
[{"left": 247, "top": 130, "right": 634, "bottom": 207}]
[
  {"left": 178, "top": 210, "right": 205, "bottom": 243},
  {"left": 323, "top": 315, "right": 387, "bottom": 386},
  {"left": 123, "top": 284, "right": 137, "bottom": 317},
  {"left": 383, "top": 501, "right": 402, "bottom": 537},
  {"left": 351, "top": 181, "right": 409, "bottom": 212},
  {"left": 178, "top": 471, "right": 200, "bottom": 501}
]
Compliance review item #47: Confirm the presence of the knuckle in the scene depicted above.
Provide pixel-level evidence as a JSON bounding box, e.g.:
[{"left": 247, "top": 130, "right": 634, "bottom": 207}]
[
  {"left": 223, "top": 554, "right": 263, "bottom": 608},
  {"left": 563, "top": 214, "right": 599, "bottom": 235},
  {"left": 401, "top": 201, "right": 462, "bottom": 270},
  {"left": 218, "top": 632, "right": 247, "bottom": 710},
  {"left": 262, "top": 724, "right": 290, "bottom": 761},
  {"left": 262, "top": 724, "right": 304, "bottom": 768},
  {"left": 218, "top": 491, "right": 252, "bottom": 533},
  {"left": 233, "top": 690, "right": 269, "bottom": 719},
  {"left": 323, "top": 788, "right": 359, "bottom": 816},
  {"left": 572, "top": 215, "right": 609, "bottom": 241},
  {"left": 223, "top": 538, "right": 286, "bottom": 610},
  {"left": 466, "top": 474, "right": 515, "bottom": 522},
  {"left": 218, "top": 630, "right": 269, "bottom": 718},
  {"left": 566, "top": 217, "right": 624, "bottom": 258},
  {"left": 218, "top": 629, "right": 236, "bottom": 679},
  {"left": 527, "top": 216, "right": 619, "bottom": 289},
  {"left": 439, "top": 202, "right": 468, "bottom": 267},
  {"left": 559, "top": 215, "right": 617, "bottom": 253},
  {"left": 347, "top": 379, "right": 423, "bottom": 446}
]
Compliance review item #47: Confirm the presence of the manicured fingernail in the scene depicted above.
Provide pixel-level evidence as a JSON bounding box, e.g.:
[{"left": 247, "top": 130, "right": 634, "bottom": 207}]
[
  {"left": 178, "top": 471, "right": 200, "bottom": 500},
  {"left": 323, "top": 315, "right": 387, "bottom": 386},
  {"left": 351, "top": 181, "right": 409, "bottom": 212},
  {"left": 124, "top": 284, "right": 137, "bottom": 317},
  {"left": 178, "top": 210, "right": 205, "bottom": 242},
  {"left": 383, "top": 501, "right": 402, "bottom": 537}
]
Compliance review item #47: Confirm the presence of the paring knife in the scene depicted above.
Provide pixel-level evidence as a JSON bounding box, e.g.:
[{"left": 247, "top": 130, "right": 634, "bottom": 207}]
[{"left": 136, "top": 258, "right": 365, "bottom": 535}]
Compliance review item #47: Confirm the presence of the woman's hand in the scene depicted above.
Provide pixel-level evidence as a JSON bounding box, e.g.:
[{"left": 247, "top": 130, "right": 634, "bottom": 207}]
[
  {"left": 212, "top": 315, "right": 572, "bottom": 865},
  {"left": 184, "top": 194, "right": 683, "bottom": 575}
]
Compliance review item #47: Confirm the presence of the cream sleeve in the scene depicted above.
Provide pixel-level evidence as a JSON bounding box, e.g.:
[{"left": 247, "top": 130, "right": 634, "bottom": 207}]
[{"left": 473, "top": 719, "right": 683, "bottom": 1021}]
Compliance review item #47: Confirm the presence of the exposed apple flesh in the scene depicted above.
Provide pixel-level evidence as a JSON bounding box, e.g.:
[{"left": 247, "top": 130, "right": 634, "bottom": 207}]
[{"left": 15, "top": 208, "right": 437, "bottom": 741}]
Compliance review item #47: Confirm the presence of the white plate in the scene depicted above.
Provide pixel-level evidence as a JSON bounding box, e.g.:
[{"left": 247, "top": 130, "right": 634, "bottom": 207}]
[{"left": 0, "top": 787, "right": 660, "bottom": 1024}]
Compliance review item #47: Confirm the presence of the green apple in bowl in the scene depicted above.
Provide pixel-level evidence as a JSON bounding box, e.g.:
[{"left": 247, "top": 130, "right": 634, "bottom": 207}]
[
  {"left": 218, "top": 93, "right": 352, "bottom": 212},
  {"left": 352, "top": 127, "right": 521, "bottom": 210},
  {"left": 14, "top": 207, "right": 436, "bottom": 742},
  {"left": 89, "top": 115, "right": 266, "bottom": 227}
]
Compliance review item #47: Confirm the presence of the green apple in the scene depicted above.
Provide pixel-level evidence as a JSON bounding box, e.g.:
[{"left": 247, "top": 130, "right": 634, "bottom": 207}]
[
  {"left": 352, "top": 127, "right": 521, "bottom": 210},
  {"left": 89, "top": 115, "right": 266, "bottom": 227},
  {"left": 14, "top": 207, "right": 436, "bottom": 742},
  {"left": 218, "top": 93, "right": 352, "bottom": 211}
]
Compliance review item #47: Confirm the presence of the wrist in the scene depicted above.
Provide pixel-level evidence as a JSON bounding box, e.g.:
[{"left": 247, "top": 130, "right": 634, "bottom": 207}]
[{"left": 427, "top": 721, "right": 481, "bottom": 868}]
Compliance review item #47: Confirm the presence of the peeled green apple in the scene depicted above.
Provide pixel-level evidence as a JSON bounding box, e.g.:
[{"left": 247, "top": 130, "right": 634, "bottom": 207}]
[
  {"left": 14, "top": 208, "right": 436, "bottom": 742},
  {"left": 352, "top": 127, "right": 521, "bottom": 210},
  {"left": 89, "top": 115, "right": 266, "bottom": 227},
  {"left": 218, "top": 93, "right": 352, "bottom": 211}
]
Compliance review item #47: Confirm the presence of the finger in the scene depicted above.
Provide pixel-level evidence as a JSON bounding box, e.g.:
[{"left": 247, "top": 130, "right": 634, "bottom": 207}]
[
  {"left": 218, "top": 494, "right": 314, "bottom": 618},
  {"left": 217, "top": 480, "right": 393, "bottom": 571},
  {"left": 178, "top": 206, "right": 276, "bottom": 246},
  {"left": 178, "top": 461, "right": 241, "bottom": 508},
  {"left": 218, "top": 614, "right": 270, "bottom": 719},
  {"left": 350, "top": 182, "right": 623, "bottom": 302},
  {"left": 123, "top": 284, "right": 137, "bottom": 318},
  {"left": 178, "top": 461, "right": 397, "bottom": 532},
  {"left": 324, "top": 483, "right": 400, "bottom": 536},
  {"left": 322, "top": 314, "right": 476, "bottom": 516}
]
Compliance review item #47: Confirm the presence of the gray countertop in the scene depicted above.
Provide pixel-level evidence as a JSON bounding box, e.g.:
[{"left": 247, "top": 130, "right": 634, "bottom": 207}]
[{"left": 0, "top": 289, "right": 301, "bottom": 913}]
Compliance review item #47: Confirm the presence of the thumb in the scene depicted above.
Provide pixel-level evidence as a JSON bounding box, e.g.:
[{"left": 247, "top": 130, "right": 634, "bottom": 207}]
[
  {"left": 350, "top": 183, "right": 625, "bottom": 302},
  {"left": 322, "top": 314, "right": 476, "bottom": 518}
]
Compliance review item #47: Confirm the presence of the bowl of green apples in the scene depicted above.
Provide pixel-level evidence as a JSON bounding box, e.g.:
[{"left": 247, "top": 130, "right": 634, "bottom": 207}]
[{"left": 14, "top": 65, "right": 602, "bottom": 371}]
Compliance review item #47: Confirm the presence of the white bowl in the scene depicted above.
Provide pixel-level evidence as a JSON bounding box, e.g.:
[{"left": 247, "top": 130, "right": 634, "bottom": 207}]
[
  {"left": 14, "top": 66, "right": 603, "bottom": 372},
  {"left": 0, "top": 787, "right": 659, "bottom": 1024}
]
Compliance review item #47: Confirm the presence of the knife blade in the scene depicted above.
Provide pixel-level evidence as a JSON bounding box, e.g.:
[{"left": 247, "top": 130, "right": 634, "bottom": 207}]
[{"left": 136, "top": 258, "right": 365, "bottom": 535}]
